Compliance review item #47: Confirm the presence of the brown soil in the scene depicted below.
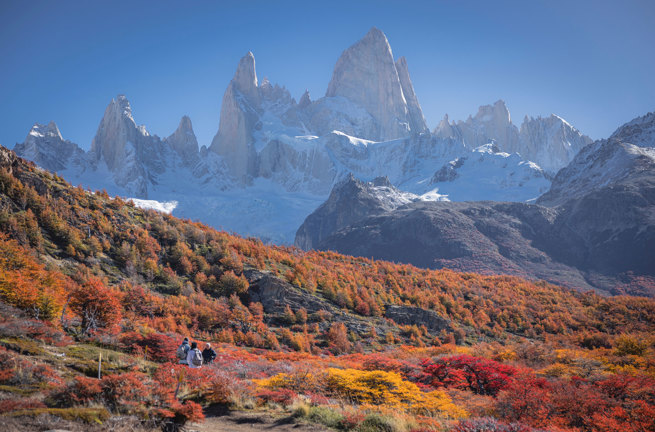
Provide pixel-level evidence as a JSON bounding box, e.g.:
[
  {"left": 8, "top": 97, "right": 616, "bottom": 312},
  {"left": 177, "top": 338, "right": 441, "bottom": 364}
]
[{"left": 189, "top": 410, "right": 330, "bottom": 432}]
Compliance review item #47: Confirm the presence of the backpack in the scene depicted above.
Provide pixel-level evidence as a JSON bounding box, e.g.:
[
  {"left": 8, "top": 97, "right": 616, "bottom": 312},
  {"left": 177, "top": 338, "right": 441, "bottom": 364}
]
[
  {"left": 176, "top": 344, "right": 188, "bottom": 360},
  {"left": 191, "top": 349, "right": 203, "bottom": 366}
]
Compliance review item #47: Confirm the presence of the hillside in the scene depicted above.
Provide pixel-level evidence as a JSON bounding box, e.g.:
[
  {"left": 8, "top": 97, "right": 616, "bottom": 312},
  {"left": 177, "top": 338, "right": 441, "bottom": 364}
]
[{"left": 0, "top": 144, "right": 654, "bottom": 431}]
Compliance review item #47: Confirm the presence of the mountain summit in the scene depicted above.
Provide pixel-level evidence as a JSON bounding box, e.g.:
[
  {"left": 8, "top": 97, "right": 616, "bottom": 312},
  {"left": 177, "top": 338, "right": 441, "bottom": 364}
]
[{"left": 326, "top": 27, "right": 427, "bottom": 140}]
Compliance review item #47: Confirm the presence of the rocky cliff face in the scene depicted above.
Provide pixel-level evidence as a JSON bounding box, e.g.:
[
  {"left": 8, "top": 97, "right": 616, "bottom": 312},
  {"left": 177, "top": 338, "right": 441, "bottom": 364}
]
[
  {"left": 325, "top": 27, "right": 416, "bottom": 141},
  {"left": 13, "top": 122, "right": 86, "bottom": 173},
  {"left": 166, "top": 115, "right": 199, "bottom": 168},
  {"left": 517, "top": 115, "right": 592, "bottom": 174},
  {"left": 295, "top": 174, "right": 419, "bottom": 250},
  {"left": 209, "top": 52, "right": 261, "bottom": 183},
  {"left": 434, "top": 100, "right": 592, "bottom": 174},
  {"left": 395, "top": 56, "right": 429, "bottom": 135}
]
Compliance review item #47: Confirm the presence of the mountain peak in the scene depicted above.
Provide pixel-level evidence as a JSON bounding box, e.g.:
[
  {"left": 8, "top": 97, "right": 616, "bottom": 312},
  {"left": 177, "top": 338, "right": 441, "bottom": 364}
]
[
  {"left": 395, "top": 56, "right": 429, "bottom": 134},
  {"left": 232, "top": 51, "right": 259, "bottom": 101},
  {"left": 325, "top": 28, "right": 414, "bottom": 140},
  {"left": 362, "top": 26, "right": 390, "bottom": 46},
  {"left": 610, "top": 110, "right": 655, "bottom": 147},
  {"left": 29, "top": 121, "right": 63, "bottom": 140},
  {"left": 15, "top": 121, "right": 84, "bottom": 173},
  {"left": 473, "top": 100, "right": 511, "bottom": 125},
  {"left": 178, "top": 115, "right": 193, "bottom": 132},
  {"left": 167, "top": 115, "right": 199, "bottom": 165}
]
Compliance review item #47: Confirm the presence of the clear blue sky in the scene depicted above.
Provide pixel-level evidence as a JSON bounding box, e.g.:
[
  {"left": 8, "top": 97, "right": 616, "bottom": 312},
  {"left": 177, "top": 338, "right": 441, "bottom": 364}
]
[{"left": 1, "top": 0, "right": 654, "bottom": 149}]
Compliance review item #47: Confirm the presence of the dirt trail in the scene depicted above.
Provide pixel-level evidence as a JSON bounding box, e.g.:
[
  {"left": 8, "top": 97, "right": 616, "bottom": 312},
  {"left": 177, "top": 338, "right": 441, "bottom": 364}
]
[{"left": 189, "top": 410, "right": 329, "bottom": 432}]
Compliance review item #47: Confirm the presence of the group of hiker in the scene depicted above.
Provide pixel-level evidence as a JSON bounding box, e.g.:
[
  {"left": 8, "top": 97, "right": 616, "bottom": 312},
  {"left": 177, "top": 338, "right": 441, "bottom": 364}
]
[{"left": 176, "top": 337, "right": 217, "bottom": 368}]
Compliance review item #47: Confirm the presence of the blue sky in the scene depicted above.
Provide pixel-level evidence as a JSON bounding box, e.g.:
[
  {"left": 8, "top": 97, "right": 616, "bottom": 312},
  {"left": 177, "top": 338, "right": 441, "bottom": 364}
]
[{"left": 0, "top": 0, "right": 653, "bottom": 149}]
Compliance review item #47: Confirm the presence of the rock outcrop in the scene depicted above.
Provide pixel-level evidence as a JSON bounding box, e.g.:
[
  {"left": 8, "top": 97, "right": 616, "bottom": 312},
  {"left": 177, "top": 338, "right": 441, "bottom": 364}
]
[
  {"left": 384, "top": 305, "right": 451, "bottom": 333},
  {"left": 295, "top": 174, "right": 418, "bottom": 250}
]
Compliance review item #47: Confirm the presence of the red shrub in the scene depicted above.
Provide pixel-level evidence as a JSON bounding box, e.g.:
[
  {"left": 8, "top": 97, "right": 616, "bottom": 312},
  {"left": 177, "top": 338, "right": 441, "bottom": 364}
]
[
  {"left": 100, "top": 372, "right": 148, "bottom": 411},
  {"left": 418, "top": 355, "right": 517, "bottom": 396},
  {"left": 256, "top": 388, "right": 297, "bottom": 405},
  {"left": 51, "top": 375, "right": 103, "bottom": 405},
  {"left": 120, "top": 331, "right": 179, "bottom": 363},
  {"left": 172, "top": 400, "right": 204, "bottom": 423},
  {"left": 362, "top": 353, "right": 417, "bottom": 376},
  {"left": 0, "top": 398, "right": 46, "bottom": 414}
]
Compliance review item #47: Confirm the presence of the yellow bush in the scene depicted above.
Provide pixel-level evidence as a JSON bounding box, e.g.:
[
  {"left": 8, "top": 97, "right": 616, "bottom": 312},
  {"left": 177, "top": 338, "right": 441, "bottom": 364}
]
[
  {"left": 259, "top": 368, "right": 466, "bottom": 419},
  {"left": 326, "top": 368, "right": 466, "bottom": 418}
]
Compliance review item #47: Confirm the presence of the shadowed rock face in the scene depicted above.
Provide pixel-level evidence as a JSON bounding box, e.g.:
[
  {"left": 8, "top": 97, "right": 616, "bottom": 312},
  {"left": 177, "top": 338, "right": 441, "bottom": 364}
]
[
  {"left": 385, "top": 306, "right": 451, "bottom": 333},
  {"left": 315, "top": 197, "right": 654, "bottom": 297},
  {"left": 316, "top": 201, "right": 596, "bottom": 292},
  {"left": 295, "top": 174, "right": 417, "bottom": 250}
]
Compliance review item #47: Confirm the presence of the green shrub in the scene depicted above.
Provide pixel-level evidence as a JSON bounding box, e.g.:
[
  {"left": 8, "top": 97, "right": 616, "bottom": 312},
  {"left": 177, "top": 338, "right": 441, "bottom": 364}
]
[
  {"left": 307, "top": 405, "right": 344, "bottom": 429},
  {"left": 3, "top": 407, "right": 110, "bottom": 423},
  {"left": 355, "top": 413, "right": 404, "bottom": 432}
]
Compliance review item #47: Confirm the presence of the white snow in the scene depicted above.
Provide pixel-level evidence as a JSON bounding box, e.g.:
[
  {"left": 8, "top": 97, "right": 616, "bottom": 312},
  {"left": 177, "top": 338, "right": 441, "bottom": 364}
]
[{"left": 128, "top": 198, "right": 178, "bottom": 214}]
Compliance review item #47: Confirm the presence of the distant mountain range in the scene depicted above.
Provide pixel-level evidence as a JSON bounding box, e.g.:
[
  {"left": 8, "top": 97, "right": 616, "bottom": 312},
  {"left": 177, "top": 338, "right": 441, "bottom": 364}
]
[
  {"left": 14, "top": 28, "right": 591, "bottom": 244},
  {"left": 297, "top": 111, "right": 655, "bottom": 297}
]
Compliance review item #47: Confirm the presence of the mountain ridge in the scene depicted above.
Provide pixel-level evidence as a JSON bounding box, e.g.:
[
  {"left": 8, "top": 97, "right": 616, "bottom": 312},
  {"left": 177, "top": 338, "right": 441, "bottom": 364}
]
[
  {"left": 298, "top": 111, "right": 655, "bottom": 296},
  {"left": 14, "top": 28, "right": 596, "bottom": 244}
]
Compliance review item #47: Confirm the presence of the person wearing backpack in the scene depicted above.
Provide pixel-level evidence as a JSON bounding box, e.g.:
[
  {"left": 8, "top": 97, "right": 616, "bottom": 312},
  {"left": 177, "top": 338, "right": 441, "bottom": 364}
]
[
  {"left": 202, "top": 343, "right": 217, "bottom": 365},
  {"left": 186, "top": 341, "right": 203, "bottom": 368},
  {"left": 176, "top": 337, "right": 191, "bottom": 365}
]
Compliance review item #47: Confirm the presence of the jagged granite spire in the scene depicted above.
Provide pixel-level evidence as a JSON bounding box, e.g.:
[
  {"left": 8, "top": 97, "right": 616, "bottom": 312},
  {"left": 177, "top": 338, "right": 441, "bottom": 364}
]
[
  {"left": 166, "top": 115, "right": 199, "bottom": 167},
  {"left": 326, "top": 27, "right": 414, "bottom": 141},
  {"left": 232, "top": 51, "right": 259, "bottom": 103},
  {"left": 456, "top": 100, "right": 519, "bottom": 150},
  {"left": 89, "top": 95, "right": 167, "bottom": 197},
  {"left": 395, "top": 56, "right": 428, "bottom": 134},
  {"left": 298, "top": 89, "right": 311, "bottom": 109},
  {"left": 91, "top": 95, "right": 141, "bottom": 171},
  {"left": 209, "top": 52, "right": 261, "bottom": 183}
]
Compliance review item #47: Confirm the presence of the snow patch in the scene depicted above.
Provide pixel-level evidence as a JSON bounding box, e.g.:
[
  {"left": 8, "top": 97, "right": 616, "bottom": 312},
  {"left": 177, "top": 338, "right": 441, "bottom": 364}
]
[{"left": 128, "top": 198, "right": 178, "bottom": 214}]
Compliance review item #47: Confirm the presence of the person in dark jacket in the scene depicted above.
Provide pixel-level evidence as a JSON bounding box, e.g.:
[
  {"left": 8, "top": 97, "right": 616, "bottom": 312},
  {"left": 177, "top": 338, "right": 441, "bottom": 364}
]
[{"left": 202, "top": 343, "right": 217, "bottom": 365}]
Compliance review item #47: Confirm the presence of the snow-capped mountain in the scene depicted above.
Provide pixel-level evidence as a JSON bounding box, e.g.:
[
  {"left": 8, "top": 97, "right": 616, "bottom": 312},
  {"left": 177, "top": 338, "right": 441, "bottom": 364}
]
[
  {"left": 300, "top": 111, "right": 655, "bottom": 296},
  {"left": 429, "top": 143, "right": 550, "bottom": 202},
  {"left": 434, "top": 100, "right": 592, "bottom": 174},
  {"left": 295, "top": 174, "right": 431, "bottom": 250},
  {"left": 14, "top": 28, "right": 591, "bottom": 244},
  {"left": 14, "top": 122, "right": 86, "bottom": 173},
  {"left": 538, "top": 111, "right": 655, "bottom": 207}
]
